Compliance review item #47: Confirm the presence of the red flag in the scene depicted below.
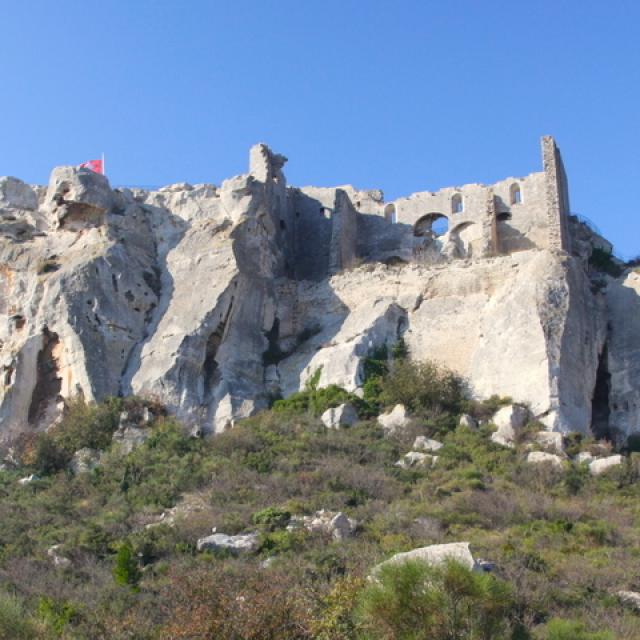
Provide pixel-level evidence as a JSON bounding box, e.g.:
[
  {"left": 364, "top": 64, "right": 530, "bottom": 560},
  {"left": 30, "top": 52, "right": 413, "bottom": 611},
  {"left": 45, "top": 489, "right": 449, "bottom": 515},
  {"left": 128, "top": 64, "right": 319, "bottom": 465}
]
[{"left": 79, "top": 159, "right": 104, "bottom": 174}]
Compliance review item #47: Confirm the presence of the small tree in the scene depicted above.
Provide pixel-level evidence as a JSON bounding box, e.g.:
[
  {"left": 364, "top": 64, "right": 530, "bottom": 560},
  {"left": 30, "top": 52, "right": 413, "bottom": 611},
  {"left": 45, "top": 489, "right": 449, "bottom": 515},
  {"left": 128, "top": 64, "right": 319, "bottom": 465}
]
[
  {"left": 113, "top": 542, "right": 141, "bottom": 588},
  {"left": 358, "top": 559, "right": 514, "bottom": 640}
]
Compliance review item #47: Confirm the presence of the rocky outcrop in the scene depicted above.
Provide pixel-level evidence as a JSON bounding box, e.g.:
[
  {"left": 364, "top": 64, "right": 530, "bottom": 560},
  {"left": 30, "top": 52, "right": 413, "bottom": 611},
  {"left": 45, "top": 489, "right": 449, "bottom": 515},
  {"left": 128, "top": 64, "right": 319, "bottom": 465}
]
[
  {"left": 373, "top": 542, "right": 478, "bottom": 575},
  {"left": 321, "top": 403, "right": 359, "bottom": 429},
  {"left": 1, "top": 141, "right": 639, "bottom": 447},
  {"left": 196, "top": 532, "right": 259, "bottom": 554}
]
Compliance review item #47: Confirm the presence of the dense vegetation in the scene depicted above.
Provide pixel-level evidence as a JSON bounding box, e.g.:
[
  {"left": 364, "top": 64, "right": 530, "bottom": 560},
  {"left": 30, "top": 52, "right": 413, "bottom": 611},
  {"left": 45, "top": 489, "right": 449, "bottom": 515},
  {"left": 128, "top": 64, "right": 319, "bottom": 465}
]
[{"left": 0, "top": 352, "right": 639, "bottom": 638}]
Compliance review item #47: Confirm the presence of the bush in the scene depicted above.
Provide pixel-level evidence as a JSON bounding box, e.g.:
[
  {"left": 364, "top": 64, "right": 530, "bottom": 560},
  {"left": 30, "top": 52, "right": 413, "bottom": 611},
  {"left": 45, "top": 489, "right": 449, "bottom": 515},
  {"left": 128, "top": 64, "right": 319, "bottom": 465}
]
[
  {"left": 380, "top": 358, "right": 465, "bottom": 417},
  {"left": 357, "top": 559, "right": 514, "bottom": 640},
  {"left": 0, "top": 589, "right": 40, "bottom": 639},
  {"left": 252, "top": 507, "right": 292, "bottom": 531},
  {"left": 542, "top": 618, "right": 613, "bottom": 640},
  {"left": 589, "top": 248, "right": 623, "bottom": 277},
  {"left": 113, "top": 542, "right": 141, "bottom": 588}
]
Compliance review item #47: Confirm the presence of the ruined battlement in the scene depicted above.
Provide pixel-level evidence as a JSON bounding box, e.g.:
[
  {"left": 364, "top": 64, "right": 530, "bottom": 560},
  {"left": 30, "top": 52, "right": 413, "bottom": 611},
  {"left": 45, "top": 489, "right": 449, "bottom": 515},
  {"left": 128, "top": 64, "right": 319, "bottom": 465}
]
[{"left": 268, "top": 136, "right": 573, "bottom": 280}]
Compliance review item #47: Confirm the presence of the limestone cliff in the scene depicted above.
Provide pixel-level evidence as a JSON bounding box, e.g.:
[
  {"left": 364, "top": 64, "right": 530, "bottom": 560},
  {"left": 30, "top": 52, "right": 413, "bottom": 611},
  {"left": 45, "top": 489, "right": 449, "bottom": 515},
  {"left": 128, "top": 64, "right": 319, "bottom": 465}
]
[{"left": 0, "top": 139, "right": 637, "bottom": 443}]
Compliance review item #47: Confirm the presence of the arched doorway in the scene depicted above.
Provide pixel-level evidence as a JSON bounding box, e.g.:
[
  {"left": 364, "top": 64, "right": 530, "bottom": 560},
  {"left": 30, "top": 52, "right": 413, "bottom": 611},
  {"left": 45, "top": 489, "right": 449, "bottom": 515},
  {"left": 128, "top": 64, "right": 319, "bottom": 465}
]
[
  {"left": 384, "top": 203, "right": 396, "bottom": 224},
  {"left": 414, "top": 213, "right": 449, "bottom": 237}
]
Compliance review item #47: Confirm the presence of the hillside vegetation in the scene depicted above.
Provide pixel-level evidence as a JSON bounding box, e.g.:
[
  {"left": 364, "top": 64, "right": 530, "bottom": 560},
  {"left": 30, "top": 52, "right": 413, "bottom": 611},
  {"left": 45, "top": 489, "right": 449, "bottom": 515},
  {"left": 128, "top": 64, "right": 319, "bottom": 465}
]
[{"left": 0, "top": 352, "right": 639, "bottom": 639}]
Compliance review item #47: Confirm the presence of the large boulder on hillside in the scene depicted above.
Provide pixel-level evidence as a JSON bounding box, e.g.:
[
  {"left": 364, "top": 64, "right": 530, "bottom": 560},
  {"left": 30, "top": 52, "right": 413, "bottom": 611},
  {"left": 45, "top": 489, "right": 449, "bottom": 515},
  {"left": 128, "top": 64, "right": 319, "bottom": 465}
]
[
  {"left": 321, "top": 403, "right": 358, "bottom": 429},
  {"left": 589, "top": 454, "right": 623, "bottom": 476},
  {"left": 373, "top": 542, "right": 477, "bottom": 575},
  {"left": 526, "top": 451, "right": 564, "bottom": 468},
  {"left": 289, "top": 509, "right": 357, "bottom": 540},
  {"left": 532, "top": 431, "right": 564, "bottom": 454},
  {"left": 196, "top": 532, "right": 259, "bottom": 554},
  {"left": 490, "top": 404, "right": 530, "bottom": 447},
  {"left": 395, "top": 451, "right": 438, "bottom": 469},
  {"left": 412, "top": 436, "right": 443, "bottom": 452},
  {"left": 377, "top": 404, "right": 410, "bottom": 433}
]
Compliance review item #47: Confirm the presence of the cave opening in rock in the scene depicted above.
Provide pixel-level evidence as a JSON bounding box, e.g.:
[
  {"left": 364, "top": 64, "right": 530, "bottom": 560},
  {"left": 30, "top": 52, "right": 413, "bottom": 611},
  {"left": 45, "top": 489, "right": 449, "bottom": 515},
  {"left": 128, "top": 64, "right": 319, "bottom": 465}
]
[
  {"left": 591, "top": 345, "right": 612, "bottom": 440},
  {"left": 203, "top": 326, "right": 224, "bottom": 397},
  {"left": 27, "top": 328, "right": 62, "bottom": 424}
]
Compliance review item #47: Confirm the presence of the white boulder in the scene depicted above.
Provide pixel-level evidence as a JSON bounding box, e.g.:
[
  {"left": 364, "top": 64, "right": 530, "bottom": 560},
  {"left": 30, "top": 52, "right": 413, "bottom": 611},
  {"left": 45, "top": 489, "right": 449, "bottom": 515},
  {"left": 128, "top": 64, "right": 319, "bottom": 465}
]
[
  {"left": 395, "top": 451, "right": 438, "bottom": 469},
  {"left": 412, "top": 436, "right": 443, "bottom": 452},
  {"left": 617, "top": 591, "right": 640, "bottom": 611},
  {"left": 589, "top": 454, "right": 624, "bottom": 476},
  {"left": 377, "top": 404, "right": 410, "bottom": 433},
  {"left": 526, "top": 451, "right": 565, "bottom": 468},
  {"left": 47, "top": 545, "right": 71, "bottom": 569},
  {"left": 321, "top": 403, "right": 358, "bottom": 429},
  {"left": 18, "top": 474, "right": 39, "bottom": 485},
  {"left": 196, "top": 532, "right": 259, "bottom": 554},
  {"left": 490, "top": 404, "right": 530, "bottom": 447},
  {"left": 291, "top": 509, "right": 357, "bottom": 540},
  {"left": 373, "top": 542, "right": 477, "bottom": 575},
  {"left": 574, "top": 451, "right": 595, "bottom": 464}
]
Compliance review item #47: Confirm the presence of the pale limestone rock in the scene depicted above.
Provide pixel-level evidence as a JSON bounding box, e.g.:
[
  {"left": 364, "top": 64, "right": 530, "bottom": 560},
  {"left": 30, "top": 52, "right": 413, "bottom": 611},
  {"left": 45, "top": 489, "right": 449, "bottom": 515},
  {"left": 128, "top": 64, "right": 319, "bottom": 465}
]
[
  {"left": 395, "top": 451, "right": 438, "bottom": 469},
  {"left": 377, "top": 404, "right": 410, "bottom": 433},
  {"left": 606, "top": 271, "right": 640, "bottom": 445},
  {"left": 589, "top": 454, "right": 624, "bottom": 476},
  {"left": 112, "top": 425, "right": 150, "bottom": 455},
  {"left": 526, "top": 451, "right": 565, "bottom": 468},
  {"left": 321, "top": 403, "right": 358, "bottom": 429},
  {"left": 574, "top": 451, "right": 595, "bottom": 464},
  {"left": 412, "top": 436, "right": 443, "bottom": 452},
  {"left": 47, "top": 544, "right": 71, "bottom": 569},
  {"left": 69, "top": 447, "right": 101, "bottom": 474},
  {"left": 459, "top": 414, "right": 477, "bottom": 429},
  {"left": 373, "top": 542, "right": 477, "bottom": 575},
  {"left": 490, "top": 404, "right": 530, "bottom": 447},
  {"left": 533, "top": 431, "right": 564, "bottom": 454},
  {"left": 617, "top": 591, "right": 640, "bottom": 611},
  {"left": 196, "top": 532, "right": 259, "bottom": 554},
  {"left": 291, "top": 509, "right": 357, "bottom": 540},
  {"left": 18, "top": 474, "right": 38, "bottom": 485},
  {"left": 1, "top": 140, "right": 638, "bottom": 446}
]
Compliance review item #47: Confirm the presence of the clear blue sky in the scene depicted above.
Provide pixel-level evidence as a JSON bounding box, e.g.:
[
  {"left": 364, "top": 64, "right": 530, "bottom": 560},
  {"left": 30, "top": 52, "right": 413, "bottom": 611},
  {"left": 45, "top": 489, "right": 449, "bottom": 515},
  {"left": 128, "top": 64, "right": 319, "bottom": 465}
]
[{"left": 1, "top": 1, "right": 638, "bottom": 258}]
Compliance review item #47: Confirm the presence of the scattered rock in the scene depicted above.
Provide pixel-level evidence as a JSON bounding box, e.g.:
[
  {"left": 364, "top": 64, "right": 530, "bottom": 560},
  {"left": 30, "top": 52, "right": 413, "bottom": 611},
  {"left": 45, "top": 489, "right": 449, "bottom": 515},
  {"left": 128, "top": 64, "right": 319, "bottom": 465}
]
[
  {"left": 321, "top": 403, "right": 358, "bottom": 429},
  {"left": 377, "top": 404, "right": 410, "bottom": 434},
  {"left": 459, "top": 414, "right": 477, "bottom": 429},
  {"left": 196, "top": 532, "right": 259, "bottom": 554},
  {"left": 395, "top": 451, "right": 438, "bottom": 469},
  {"left": 373, "top": 542, "right": 477, "bottom": 576},
  {"left": 533, "top": 431, "right": 564, "bottom": 454},
  {"left": 526, "top": 451, "right": 565, "bottom": 468},
  {"left": 574, "top": 451, "right": 595, "bottom": 464},
  {"left": 490, "top": 404, "right": 530, "bottom": 447},
  {"left": 412, "top": 436, "right": 443, "bottom": 452},
  {"left": 18, "top": 474, "right": 39, "bottom": 485},
  {"left": 112, "top": 416, "right": 151, "bottom": 454},
  {"left": 617, "top": 590, "right": 640, "bottom": 611},
  {"left": 47, "top": 545, "right": 71, "bottom": 569},
  {"left": 589, "top": 454, "right": 623, "bottom": 476},
  {"left": 69, "top": 448, "right": 101, "bottom": 474},
  {"left": 290, "top": 509, "right": 357, "bottom": 540}
]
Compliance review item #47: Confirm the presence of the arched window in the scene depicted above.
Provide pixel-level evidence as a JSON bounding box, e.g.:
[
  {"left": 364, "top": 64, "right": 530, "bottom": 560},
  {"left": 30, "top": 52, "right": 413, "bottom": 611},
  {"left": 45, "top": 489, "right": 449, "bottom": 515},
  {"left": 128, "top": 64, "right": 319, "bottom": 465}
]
[
  {"left": 452, "top": 194, "right": 463, "bottom": 214},
  {"left": 384, "top": 203, "right": 397, "bottom": 224},
  {"left": 510, "top": 183, "right": 522, "bottom": 205},
  {"left": 414, "top": 213, "right": 449, "bottom": 237}
]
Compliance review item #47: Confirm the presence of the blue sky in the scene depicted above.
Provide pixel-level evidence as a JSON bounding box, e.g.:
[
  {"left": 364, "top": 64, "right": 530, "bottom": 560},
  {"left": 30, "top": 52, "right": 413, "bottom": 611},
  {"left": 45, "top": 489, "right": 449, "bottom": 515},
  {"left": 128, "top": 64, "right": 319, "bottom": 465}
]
[{"left": 1, "top": 1, "right": 638, "bottom": 258}]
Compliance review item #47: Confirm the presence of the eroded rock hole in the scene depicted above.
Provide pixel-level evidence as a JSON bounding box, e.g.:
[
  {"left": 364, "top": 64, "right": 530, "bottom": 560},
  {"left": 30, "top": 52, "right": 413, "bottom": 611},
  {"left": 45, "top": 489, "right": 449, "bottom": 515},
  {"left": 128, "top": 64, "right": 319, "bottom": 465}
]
[
  {"left": 262, "top": 318, "right": 284, "bottom": 366},
  {"left": 203, "top": 326, "right": 224, "bottom": 395},
  {"left": 28, "top": 328, "right": 62, "bottom": 424},
  {"left": 591, "top": 345, "right": 612, "bottom": 440}
]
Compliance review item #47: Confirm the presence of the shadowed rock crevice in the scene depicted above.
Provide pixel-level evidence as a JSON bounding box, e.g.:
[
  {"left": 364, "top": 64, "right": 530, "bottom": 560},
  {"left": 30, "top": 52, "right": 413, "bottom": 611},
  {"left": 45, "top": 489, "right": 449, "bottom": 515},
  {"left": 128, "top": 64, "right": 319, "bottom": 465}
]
[
  {"left": 27, "top": 328, "right": 62, "bottom": 424},
  {"left": 591, "top": 345, "right": 612, "bottom": 440}
]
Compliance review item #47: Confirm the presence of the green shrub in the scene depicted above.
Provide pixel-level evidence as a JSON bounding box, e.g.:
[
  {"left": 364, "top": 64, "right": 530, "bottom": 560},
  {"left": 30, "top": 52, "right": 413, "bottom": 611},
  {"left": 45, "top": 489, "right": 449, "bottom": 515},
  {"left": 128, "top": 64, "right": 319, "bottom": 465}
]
[
  {"left": 37, "top": 596, "right": 78, "bottom": 635},
  {"left": 357, "top": 559, "right": 514, "bottom": 640},
  {"left": 589, "top": 248, "right": 623, "bottom": 277},
  {"left": 113, "top": 542, "right": 141, "bottom": 588},
  {"left": 380, "top": 358, "right": 465, "bottom": 416},
  {"left": 0, "top": 589, "right": 40, "bottom": 639},
  {"left": 252, "top": 507, "right": 291, "bottom": 531},
  {"left": 542, "top": 618, "right": 613, "bottom": 640}
]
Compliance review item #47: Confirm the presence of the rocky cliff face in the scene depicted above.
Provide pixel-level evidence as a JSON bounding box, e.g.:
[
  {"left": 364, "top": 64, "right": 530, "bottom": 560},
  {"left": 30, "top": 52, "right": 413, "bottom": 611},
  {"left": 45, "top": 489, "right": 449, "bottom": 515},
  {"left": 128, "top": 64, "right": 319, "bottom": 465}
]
[{"left": 0, "top": 144, "right": 637, "bottom": 443}]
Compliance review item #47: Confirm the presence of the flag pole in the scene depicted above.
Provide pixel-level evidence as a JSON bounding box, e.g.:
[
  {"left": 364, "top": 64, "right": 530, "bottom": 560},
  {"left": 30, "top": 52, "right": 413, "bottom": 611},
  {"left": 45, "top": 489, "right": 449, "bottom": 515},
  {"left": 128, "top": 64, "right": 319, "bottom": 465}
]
[{"left": 102, "top": 152, "right": 106, "bottom": 176}]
